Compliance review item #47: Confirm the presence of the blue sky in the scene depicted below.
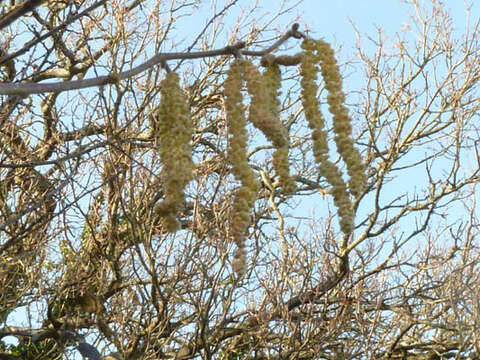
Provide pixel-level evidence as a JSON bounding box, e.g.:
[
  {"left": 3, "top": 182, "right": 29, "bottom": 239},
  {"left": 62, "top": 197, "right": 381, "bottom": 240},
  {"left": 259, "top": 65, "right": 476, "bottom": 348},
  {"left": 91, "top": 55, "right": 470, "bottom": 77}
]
[
  {"left": 302, "top": 0, "right": 409, "bottom": 36},
  {"left": 299, "top": 1, "right": 474, "bottom": 43}
]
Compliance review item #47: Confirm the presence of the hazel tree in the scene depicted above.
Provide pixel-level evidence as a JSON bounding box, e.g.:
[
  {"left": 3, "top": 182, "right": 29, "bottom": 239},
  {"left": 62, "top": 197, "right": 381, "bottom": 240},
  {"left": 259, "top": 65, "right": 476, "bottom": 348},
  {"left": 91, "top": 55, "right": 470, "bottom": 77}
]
[{"left": 0, "top": 0, "right": 480, "bottom": 359}]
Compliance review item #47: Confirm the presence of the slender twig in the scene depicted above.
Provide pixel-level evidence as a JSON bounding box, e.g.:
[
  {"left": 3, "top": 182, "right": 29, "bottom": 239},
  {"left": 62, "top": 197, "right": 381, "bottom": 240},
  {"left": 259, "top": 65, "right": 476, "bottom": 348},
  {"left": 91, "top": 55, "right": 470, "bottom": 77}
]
[{"left": 0, "top": 0, "right": 108, "bottom": 66}]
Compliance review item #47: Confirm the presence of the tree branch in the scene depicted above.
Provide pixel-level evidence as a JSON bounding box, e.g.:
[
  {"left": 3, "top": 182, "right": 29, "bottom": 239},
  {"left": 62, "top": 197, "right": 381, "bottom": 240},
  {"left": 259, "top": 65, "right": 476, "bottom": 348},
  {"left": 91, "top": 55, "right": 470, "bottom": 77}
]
[
  {"left": 0, "top": 0, "right": 46, "bottom": 31},
  {"left": 0, "top": 0, "right": 108, "bottom": 66},
  {"left": 0, "top": 24, "right": 304, "bottom": 95}
]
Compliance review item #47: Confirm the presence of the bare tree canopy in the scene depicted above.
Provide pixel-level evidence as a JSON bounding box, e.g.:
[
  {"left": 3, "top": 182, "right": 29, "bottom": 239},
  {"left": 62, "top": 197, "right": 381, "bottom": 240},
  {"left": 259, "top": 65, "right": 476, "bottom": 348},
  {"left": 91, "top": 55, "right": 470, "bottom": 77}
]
[{"left": 0, "top": 0, "right": 480, "bottom": 359}]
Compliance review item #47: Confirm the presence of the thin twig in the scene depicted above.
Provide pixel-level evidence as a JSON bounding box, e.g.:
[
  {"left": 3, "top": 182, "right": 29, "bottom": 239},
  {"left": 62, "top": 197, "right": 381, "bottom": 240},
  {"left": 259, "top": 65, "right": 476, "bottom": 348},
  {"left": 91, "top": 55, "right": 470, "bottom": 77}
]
[{"left": 0, "top": 0, "right": 108, "bottom": 66}]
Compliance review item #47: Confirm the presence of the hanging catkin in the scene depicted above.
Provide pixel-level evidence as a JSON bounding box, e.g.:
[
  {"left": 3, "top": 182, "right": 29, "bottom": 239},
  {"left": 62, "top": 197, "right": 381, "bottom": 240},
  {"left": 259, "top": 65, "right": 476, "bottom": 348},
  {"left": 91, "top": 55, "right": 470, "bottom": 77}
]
[
  {"left": 300, "top": 39, "right": 354, "bottom": 235},
  {"left": 154, "top": 72, "right": 194, "bottom": 232},
  {"left": 314, "top": 40, "right": 366, "bottom": 196},
  {"left": 224, "top": 60, "right": 259, "bottom": 275}
]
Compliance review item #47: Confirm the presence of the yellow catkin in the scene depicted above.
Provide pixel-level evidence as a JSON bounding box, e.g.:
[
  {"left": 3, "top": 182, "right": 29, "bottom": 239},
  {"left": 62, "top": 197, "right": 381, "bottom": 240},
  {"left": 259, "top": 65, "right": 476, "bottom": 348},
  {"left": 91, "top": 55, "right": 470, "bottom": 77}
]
[
  {"left": 314, "top": 40, "right": 366, "bottom": 196},
  {"left": 243, "top": 61, "right": 296, "bottom": 194},
  {"left": 154, "top": 72, "right": 194, "bottom": 232},
  {"left": 224, "top": 60, "right": 259, "bottom": 275},
  {"left": 264, "top": 64, "right": 296, "bottom": 194},
  {"left": 300, "top": 39, "right": 354, "bottom": 235},
  {"left": 243, "top": 60, "right": 286, "bottom": 147}
]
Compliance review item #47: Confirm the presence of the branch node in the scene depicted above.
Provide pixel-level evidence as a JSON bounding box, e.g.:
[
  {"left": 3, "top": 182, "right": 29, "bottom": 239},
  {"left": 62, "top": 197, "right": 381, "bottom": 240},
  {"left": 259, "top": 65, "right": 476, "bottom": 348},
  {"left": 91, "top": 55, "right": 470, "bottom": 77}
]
[
  {"left": 105, "top": 72, "right": 120, "bottom": 85},
  {"left": 290, "top": 23, "right": 305, "bottom": 39},
  {"left": 234, "top": 41, "right": 246, "bottom": 49},
  {"left": 260, "top": 54, "right": 276, "bottom": 67},
  {"left": 160, "top": 58, "right": 171, "bottom": 73},
  {"left": 227, "top": 42, "right": 245, "bottom": 58}
]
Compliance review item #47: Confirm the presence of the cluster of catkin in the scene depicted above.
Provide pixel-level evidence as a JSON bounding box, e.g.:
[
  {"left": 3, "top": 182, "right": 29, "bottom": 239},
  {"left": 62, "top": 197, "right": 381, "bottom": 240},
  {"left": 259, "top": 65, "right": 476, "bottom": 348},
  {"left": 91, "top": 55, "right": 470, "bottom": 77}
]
[
  {"left": 224, "top": 59, "right": 296, "bottom": 275},
  {"left": 153, "top": 72, "right": 194, "bottom": 232},
  {"left": 150, "top": 36, "right": 365, "bottom": 274},
  {"left": 300, "top": 39, "right": 366, "bottom": 235}
]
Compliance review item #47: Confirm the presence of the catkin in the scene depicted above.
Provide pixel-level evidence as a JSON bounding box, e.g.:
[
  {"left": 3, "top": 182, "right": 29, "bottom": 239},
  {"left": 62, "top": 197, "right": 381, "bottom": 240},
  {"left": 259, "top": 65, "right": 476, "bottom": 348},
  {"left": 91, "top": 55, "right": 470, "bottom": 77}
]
[
  {"left": 154, "top": 72, "right": 194, "bottom": 232},
  {"left": 243, "top": 60, "right": 296, "bottom": 194},
  {"left": 300, "top": 39, "right": 354, "bottom": 235},
  {"left": 224, "top": 60, "right": 259, "bottom": 275},
  {"left": 244, "top": 60, "right": 287, "bottom": 148},
  {"left": 314, "top": 40, "right": 366, "bottom": 196}
]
